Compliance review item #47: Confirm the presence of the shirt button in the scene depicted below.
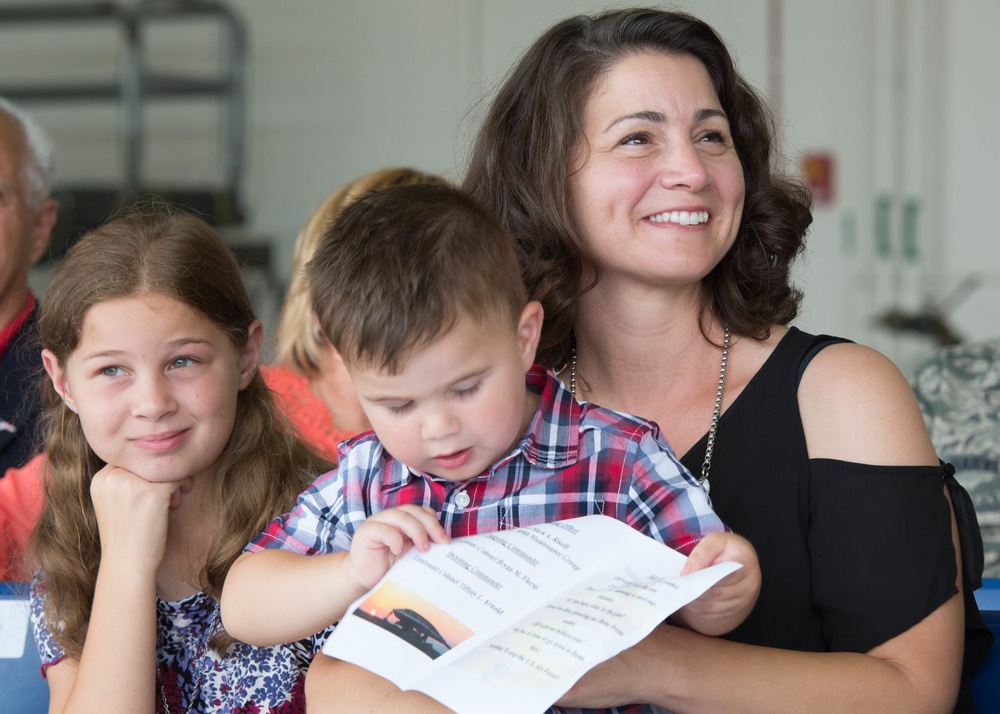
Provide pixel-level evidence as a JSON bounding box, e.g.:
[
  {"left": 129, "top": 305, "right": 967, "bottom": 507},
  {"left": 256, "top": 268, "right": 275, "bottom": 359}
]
[{"left": 454, "top": 491, "right": 471, "bottom": 509}]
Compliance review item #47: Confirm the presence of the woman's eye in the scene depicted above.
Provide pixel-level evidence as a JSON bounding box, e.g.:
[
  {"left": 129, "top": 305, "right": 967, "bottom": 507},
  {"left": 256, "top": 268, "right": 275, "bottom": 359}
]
[
  {"left": 699, "top": 130, "right": 727, "bottom": 144},
  {"left": 620, "top": 132, "right": 651, "bottom": 146}
]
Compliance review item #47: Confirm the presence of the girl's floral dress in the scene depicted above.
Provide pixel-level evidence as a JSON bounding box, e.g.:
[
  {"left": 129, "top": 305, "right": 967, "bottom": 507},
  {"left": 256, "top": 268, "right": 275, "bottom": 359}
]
[{"left": 31, "top": 583, "right": 328, "bottom": 713}]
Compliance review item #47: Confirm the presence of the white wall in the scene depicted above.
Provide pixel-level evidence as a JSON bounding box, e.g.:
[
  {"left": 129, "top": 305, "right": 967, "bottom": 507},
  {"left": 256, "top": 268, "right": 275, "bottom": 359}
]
[
  {"left": 6, "top": 0, "right": 999, "bottom": 370},
  {"left": 942, "top": 0, "right": 1000, "bottom": 344},
  {"left": 239, "top": 0, "right": 769, "bottom": 281}
]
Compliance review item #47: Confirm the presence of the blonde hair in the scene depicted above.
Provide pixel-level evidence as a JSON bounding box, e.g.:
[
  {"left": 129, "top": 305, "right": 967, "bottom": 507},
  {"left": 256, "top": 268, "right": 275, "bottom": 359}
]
[
  {"left": 32, "top": 208, "right": 330, "bottom": 658},
  {"left": 275, "top": 168, "right": 447, "bottom": 376}
]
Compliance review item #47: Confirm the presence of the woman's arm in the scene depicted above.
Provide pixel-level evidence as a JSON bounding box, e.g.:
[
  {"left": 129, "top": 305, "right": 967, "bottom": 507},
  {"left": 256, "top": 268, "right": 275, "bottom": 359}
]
[
  {"left": 560, "top": 590, "right": 961, "bottom": 713},
  {"left": 305, "top": 654, "right": 454, "bottom": 713},
  {"left": 797, "top": 343, "right": 940, "bottom": 465},
  {"left": 304, "top": 344, "right": 965, "bottom": 714},
  {"left": 560, "top": 343, "right": 964, "bottom": 713},
  {"left": 307, "top": 594, "right": 962, "bottom": 714}
]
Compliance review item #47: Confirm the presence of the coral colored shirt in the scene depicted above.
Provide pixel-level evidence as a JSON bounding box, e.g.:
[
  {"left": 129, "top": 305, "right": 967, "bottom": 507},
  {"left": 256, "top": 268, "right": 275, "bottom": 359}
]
[
  {"left": 0, "top": 452, "right": 45, "bottom": 581},
  {"left": 262, "top": 364, "right": 355, "bottom": 463}
]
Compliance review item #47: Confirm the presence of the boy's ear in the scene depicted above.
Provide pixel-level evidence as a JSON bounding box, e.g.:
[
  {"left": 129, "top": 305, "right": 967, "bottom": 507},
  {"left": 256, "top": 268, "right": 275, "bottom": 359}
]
[
  {"left": 516, "top": 301, "right": 544, "bottom": 371},
  {"left": 238, "top": 321, "right": 264, "bottom": 390},
  {"left": 41, "top": 349, "right": 78, "bottom": 413}
]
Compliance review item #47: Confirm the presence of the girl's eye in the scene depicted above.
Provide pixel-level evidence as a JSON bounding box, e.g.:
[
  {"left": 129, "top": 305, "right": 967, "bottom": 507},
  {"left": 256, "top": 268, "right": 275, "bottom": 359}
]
[
  {"left": 99, "top": 366, "right": 126, "bottom": 378},
  {"left": 169, "top": 357, "right": 195, "bottom": 370},
  {"left": 385, "top": 403, "right": 413, "bottom": 416}
]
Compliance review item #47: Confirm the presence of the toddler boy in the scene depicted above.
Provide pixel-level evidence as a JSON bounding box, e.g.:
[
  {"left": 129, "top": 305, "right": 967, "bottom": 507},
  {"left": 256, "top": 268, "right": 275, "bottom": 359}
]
[{"left": 222, "top": 183, "right": 759, "bottom": 656}]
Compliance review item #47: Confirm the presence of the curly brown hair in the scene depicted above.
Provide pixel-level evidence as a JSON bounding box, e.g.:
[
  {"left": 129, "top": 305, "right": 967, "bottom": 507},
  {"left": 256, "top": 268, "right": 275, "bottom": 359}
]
[
  {"left": 463, "top": 7, "right": 813, "bottom": 368},
  {"left": 32, "top": 208, "right": 330, "bottom": 658}
]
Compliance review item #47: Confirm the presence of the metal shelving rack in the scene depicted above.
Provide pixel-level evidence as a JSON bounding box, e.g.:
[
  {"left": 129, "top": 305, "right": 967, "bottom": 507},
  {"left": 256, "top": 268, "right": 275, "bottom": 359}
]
[{"left": 0, "top": 0, "right": 247, "bottom": 218}]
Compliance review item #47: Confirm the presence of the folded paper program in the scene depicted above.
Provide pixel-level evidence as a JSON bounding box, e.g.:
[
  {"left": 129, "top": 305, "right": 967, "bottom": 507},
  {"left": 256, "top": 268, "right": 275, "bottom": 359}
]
[{"left": 323, "top": 514, "right": 739, "bottom": 714}]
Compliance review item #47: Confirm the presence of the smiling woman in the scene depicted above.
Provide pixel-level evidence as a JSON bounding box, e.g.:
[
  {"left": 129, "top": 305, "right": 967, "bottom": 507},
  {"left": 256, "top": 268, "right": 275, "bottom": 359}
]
[
  {"left": 568, "top": 52, "right": 745, "bottom": 293},
  {"left": 308, "top": 7, "right": 991, "bottom": 714}
]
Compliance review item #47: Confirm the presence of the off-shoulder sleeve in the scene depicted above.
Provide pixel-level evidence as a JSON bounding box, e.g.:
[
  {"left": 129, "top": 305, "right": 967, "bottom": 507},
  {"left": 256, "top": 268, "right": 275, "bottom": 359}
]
[{"left": 808, "top": 459, "right": 957, "bottom": 653}]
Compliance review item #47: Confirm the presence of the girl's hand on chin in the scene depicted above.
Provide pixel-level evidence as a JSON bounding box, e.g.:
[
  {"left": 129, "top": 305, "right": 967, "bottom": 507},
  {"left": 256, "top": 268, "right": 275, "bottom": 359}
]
[
  {"left": 90, "top": 465, "right": 189, "bottom": 573},
  {"left": 169, "top": 477, "right": 194, "bottom": 509}
]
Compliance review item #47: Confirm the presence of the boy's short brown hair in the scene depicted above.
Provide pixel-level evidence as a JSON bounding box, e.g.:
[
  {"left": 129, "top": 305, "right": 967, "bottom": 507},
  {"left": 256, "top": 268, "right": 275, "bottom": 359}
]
[{"left": 306, "top": 182, "right": 528, "bottom": 373}]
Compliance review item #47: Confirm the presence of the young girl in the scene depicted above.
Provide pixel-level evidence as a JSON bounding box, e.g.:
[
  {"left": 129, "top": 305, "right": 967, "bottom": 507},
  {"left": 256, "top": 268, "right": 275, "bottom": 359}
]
[{"left": 30, "top": 209, "right": 331, "bottom": 713}]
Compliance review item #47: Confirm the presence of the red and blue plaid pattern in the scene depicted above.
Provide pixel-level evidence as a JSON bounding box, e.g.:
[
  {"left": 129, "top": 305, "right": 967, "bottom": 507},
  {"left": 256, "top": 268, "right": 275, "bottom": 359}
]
[
  {"left": 251, "top": 366, "right": 723, "bottom": 558},
  {"left": 249, "top": 366, "right": 722, "bottom": 714}
]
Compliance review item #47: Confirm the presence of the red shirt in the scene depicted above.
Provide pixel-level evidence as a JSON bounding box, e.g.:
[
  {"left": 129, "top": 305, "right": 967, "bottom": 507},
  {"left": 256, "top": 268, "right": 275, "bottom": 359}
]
[{"left": 0, "top": 291, "right": 34, "bottom": 362}]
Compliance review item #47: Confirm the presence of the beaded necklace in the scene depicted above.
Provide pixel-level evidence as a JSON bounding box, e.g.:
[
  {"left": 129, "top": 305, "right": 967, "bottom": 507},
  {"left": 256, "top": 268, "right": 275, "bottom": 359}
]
[{"left": 569, "top": 327, "right": 731, "bottom": 493}]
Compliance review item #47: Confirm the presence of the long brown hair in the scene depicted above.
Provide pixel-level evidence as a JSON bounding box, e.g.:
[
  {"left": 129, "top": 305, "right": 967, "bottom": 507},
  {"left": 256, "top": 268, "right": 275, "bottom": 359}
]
[
  {"left": 463, "top": 8, "right": 813, "bottom": 368},
  {"left": 32, "top": 208, "right": 330, "bottom": 658}
]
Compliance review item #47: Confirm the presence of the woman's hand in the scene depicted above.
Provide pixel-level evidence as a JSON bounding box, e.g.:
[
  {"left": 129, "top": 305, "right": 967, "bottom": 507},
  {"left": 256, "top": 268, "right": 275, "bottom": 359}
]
[{"left": 556, "top": 628, "right": 667, "bottom": 709}]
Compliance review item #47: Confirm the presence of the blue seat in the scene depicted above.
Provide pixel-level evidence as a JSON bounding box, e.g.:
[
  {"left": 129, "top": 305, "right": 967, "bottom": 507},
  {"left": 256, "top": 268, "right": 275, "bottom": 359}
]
[
  {"left": 972, "top": 578, "right": 1000, "bottom": 712},
  {"left": 0, "top": 582, "right": 48, "bottom": 714},
  {"left": 975, "top": 577, "right": 1000, "bottom": 611}
]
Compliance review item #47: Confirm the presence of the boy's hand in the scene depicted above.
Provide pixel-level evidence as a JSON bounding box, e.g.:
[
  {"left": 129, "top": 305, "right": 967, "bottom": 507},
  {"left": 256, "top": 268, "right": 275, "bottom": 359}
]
[
  {"left": 349, "top": 505, "right": 449, "bottom": 591},
  {"left": 676, "top": 532, "right": 760, "bottom": 636}
]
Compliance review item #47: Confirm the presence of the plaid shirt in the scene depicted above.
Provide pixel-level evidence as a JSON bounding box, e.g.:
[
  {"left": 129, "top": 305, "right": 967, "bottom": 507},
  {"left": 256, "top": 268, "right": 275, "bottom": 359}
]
[{"left": 250, "top": 365, "right": 723, "bottom": 714}]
